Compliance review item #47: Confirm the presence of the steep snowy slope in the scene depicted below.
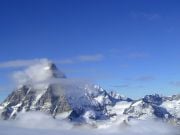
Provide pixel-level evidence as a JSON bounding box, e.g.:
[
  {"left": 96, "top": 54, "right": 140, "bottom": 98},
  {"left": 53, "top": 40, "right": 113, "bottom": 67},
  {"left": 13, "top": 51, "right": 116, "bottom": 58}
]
[{"left": 161, "top": 95, "right": 180, "bottom": 121}]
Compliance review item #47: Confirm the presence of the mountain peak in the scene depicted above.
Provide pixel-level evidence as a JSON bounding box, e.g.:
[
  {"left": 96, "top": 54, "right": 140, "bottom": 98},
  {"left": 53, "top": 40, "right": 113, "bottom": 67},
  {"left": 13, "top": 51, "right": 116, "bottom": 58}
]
[
  {"left": 12, "top": 59, "right": 66, "bottom": 86},
  {"left": 31, "top": 59, "right": 66, "bottom": 79},
  {"left": 43, "top": 62, "right": 66, "bottom": 78},
  {"left": 143, "top": 94, "right": 163, "bottom": 105}
]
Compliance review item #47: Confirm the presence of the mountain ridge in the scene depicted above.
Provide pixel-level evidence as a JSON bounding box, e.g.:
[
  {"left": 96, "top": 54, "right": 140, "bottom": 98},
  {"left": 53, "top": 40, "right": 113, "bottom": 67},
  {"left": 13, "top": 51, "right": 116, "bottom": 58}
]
[{"left": 0, "top": 61, "right": 179, "bottom": 126}]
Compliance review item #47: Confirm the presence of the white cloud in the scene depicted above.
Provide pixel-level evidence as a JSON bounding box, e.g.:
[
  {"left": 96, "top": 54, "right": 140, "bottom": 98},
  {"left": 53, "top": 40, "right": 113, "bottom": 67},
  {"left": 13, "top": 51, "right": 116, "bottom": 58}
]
[
  {"left": 11, "top": 59, "right": 66, "bottom": 88},
  {"left": 0, "top": 59, "right": 45, "bottom": 68},
  {"left": 0, "top": 112, "right": 178, "bottom": 135},
  {"left": 15, "top": 112, "right": 73, "bottom": 130},
  {"left": 0, "top": 54, "right": 104, "bottom": 69}
]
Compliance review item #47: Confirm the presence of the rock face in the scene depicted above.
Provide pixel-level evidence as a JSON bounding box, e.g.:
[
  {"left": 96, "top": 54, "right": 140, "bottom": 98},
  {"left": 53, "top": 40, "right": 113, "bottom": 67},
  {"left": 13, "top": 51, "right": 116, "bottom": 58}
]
[
  {"left": 123, "top": 94, "right": 180, "bottom": 126},
  {"left": 124, "top": 95, "right": 171, "bottom": 120},
  {"left": 0, "top": 60, "right": 71, "bottom": 120},
  {"left": 0, "top": 85, "right": 71, "bottom": 120},
  {"left": 0, "top": 61, "right": 179, "bottom": 126},
  {"left": 0, "top": 83, "right": 130, "bottom": 121}
]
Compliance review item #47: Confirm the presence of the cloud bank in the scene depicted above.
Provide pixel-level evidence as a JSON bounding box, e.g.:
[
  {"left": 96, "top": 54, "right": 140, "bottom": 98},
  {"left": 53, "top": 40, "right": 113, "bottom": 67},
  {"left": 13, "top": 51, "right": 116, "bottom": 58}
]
[{"left": 0, "top": 112, "right": 179, "bottom": 135}]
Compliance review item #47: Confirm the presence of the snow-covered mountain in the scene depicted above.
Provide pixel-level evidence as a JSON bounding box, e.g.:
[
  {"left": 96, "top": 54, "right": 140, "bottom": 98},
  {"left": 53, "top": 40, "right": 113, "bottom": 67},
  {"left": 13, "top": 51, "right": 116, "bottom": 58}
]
[
  {"left": 0, "top": 60, "right": 130, "bottom": 122},
  {"left": 0, "top": 60, "right": 179, "bottom": 126}
]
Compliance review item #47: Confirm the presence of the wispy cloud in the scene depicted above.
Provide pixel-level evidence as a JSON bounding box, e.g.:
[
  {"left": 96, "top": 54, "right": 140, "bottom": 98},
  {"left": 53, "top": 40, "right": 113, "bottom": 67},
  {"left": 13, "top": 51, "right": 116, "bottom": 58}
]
[
  {"left": 57, "top": 59, "right": 74, "bottom": 64},
  {"left": 0, "top": 54, "right": 104, "bottom": 68},
  {"left": 0, "top": 59, "right": 43, "bottom": 68},
  {"left": 135, "top": 76, "right": 155, "bottom": 82},
  {"left": 122, "top": 75, "right": 155, "bottom": 82},
  {"left": 143, "top": 13, "right": 160, "bottom": 21},
  {"left": 77, "top": 54, "right": 104, "bottom": 62},
  {"left": 119, "top": 64, "right": 129, "bottom": 68},
  {"left": 170, "top": 81, "right": 180, "bottom": 87},
  {"left": 108, "top": 48, "right": 149, "bottom": 60},
  {"left": 111, "top": 83, "right": 145, "bottom": 89},
  {"left": 58, "top": 54, "right": 104, "bottom": 65},
  {"left": 131, "top": 12, "right": 161, "bottom": 21},
  {"left": 128, "top": 52, "right": 149, "bottom": 59},
  {"left": 112, "top": 84, "right": 130, "bottom": 88}
]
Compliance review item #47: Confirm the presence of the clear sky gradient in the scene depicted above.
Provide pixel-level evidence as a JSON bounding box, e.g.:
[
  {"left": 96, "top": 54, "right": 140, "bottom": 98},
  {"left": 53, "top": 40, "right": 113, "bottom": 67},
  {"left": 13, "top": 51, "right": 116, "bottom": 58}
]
[{"left": 0, "top": 0, "right": 180, "bottom": 100}]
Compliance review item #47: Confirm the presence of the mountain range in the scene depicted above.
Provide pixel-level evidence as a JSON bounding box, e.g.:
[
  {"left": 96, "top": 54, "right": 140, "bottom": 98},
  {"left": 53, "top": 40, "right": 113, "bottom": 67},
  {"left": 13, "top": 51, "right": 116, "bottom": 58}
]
[{"left": 0, "top": 61, "right": 179, "bottom": 127}]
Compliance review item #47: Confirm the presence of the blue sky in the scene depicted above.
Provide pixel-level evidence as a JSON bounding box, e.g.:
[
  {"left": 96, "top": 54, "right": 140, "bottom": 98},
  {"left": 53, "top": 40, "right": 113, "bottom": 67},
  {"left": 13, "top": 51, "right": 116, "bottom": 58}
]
[{"left": 0, "top": 0, "right": 180, "bottom": 100}]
